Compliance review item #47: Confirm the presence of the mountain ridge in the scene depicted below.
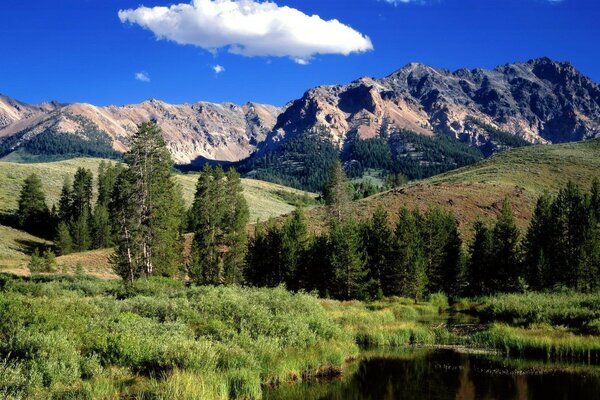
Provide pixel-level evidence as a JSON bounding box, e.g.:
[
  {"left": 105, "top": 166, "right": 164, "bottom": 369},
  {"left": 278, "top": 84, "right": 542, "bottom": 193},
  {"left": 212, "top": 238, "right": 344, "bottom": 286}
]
[{"left": 1, "top": 57, "right": 599, "bottom": 170}]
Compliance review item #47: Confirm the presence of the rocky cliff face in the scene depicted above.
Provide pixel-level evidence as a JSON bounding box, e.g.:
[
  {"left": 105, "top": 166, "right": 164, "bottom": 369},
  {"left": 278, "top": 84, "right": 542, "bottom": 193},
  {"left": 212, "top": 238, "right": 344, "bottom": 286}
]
[
  {"left": 1, "top": 58, "right": 599, "bottom": 165},
  {"left": 0, "top": 98, "right": 280, "bottom": 164},
  {"left": 264, "top": 57, "right": 600, "bottom": 152}
]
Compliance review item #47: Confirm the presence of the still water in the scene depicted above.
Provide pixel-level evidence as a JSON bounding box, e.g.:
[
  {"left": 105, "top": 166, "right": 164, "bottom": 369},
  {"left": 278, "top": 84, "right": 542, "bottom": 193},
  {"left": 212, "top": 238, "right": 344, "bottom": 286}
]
[{"left": 265, "top": 349, "right": 600, "bottom": 400}]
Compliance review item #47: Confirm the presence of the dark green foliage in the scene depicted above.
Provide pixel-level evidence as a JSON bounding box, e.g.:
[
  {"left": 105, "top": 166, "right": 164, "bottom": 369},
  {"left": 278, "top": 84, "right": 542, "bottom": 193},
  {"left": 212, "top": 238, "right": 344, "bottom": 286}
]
[
  {"left": 524, "top": 181, "right": 600, "bottom": 292},
  {"left": 467, "top": 219, "right": 494, "bottom": 296},
  {"left": 247, "top": 208, "right": 310, "bottom": 291},
  {"left": 490, "top": 198, "right": 522, "bottom": 292},
  {"left": 361, "top": 206, "right": 395, "bottom": 297},
  {"left": 352, "top": 178, "right": 380, "bottom": 200},
  {"left": 0, "top": 114, "right": 121, "bottom": 160},
  {"left": 189, "top": 165, "right": 249, "bottom": 285},
  {"left": 69, "top": 167, "right": 94, "bottom": 252},
  {"left": 16, "top": 174, "right": 51, "bottom": 238},
  {"left": 420, "top": 208, "right": 463, "bottom": 297},
  {"left": 523, "top": 192, "right": 553, "bottom": 290},
  {"left": 109, "top": 122, "right": 184, "bottom": 282},
  {"left": 92, "top": 161, "right": 124, "bottom": 249},
  {"left": 390, "top": 208, "right": 427, "bottom": 301},
  {"left": 242, "top": 128, "right": 340, "bottom": 192},
  {"left": 389, "top": 130, "right": 484, "bottom": 180},
  {"left": 345, "top": 138, "right": 393, "bottom": 178},
  {"left": 326, "top": 219, "right": 370, "bottom": 300}
]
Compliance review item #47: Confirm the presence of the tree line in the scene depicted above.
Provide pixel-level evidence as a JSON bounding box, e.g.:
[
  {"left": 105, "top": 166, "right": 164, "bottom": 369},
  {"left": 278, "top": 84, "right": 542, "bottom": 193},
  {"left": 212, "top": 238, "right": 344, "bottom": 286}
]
[
  {"left": 246, "top": 161, "right": 600, "bottom": 299},
  {"left": 15, "top": 121, "right": 600, "bottom": 297}
]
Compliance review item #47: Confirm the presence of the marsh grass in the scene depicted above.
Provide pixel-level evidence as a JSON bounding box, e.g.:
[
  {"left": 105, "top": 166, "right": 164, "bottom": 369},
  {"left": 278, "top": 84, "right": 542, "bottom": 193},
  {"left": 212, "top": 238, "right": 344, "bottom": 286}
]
[
  {"left": 0, "top": 275, "right": 356, "bottom": 399},
  {"left": 322, "top": 296, "right": 449, "bottom": 348}
]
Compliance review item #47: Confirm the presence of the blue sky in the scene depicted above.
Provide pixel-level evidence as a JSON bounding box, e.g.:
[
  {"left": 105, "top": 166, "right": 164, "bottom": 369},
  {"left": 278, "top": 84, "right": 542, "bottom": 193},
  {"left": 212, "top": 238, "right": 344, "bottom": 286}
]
[{"left": 1, "top": 0, "right": 598, "bottom": 107}]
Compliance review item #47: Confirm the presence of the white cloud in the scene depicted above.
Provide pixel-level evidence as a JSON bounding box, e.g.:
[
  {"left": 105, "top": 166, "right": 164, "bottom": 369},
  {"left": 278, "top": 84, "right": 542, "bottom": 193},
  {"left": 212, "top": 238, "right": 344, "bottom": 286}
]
[
  {"left": 213, "top": 64, "right": 225, "bottom": 73},
  {"left": 118, "top": 0, "right": 373, "bottom": 63},
  {"left": 135, "top": 72, "right": 150, "bottom": 82}
]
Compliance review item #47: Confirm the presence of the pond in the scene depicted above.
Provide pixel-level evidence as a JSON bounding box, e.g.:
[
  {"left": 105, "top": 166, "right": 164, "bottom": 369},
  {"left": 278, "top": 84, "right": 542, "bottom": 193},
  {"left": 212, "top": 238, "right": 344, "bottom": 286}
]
[{"left": 265, "top": 348, "right": 600, "bottom": 400}]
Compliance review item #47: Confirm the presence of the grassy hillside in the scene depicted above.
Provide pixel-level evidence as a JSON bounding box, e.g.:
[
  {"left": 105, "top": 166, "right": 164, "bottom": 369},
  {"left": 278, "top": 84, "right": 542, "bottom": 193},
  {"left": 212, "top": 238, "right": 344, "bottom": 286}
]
[
  {"left": 0, "top": 157, "right": 316, "bottom": 221},
  {"left": 307, "top": 139, "right": 600, "bottom": 233},
  {"left": 0, "top": 158, "right": 316, "bottom": 274}
]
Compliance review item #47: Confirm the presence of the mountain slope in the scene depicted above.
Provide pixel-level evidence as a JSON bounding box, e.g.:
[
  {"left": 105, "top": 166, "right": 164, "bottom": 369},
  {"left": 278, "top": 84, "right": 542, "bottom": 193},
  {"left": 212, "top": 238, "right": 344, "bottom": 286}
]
[
  {"left": 1, "top": 58, "right": 599, "bottom": 187},
  {"left": 305, "top": 138, "right": 600, "bottom": 234},
  {"left": 0, "top": 99, "right": 281, "bottom": 164},
  {"left": 265, "top": 57, "right": 600, "bottom": 153}
]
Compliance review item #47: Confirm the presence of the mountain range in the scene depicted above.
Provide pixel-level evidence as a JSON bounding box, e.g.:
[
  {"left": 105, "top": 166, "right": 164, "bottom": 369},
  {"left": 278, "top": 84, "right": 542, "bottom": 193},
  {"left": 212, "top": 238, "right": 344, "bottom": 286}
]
[{"left": 1, "top": 57, "right": 599, "bottom": 187}]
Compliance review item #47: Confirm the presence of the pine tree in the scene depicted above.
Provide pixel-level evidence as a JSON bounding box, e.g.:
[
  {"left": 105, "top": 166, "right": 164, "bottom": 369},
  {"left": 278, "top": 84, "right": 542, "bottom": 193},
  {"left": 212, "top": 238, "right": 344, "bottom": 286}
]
[
  {"left": 70, "top": 168, "right": 94, "bottom": 251},
  {"left": 92, "top": 205, "right": 112, "bottom": 249},
  {"left": 467, "top": 219, "right": 493, "bottom": 296},
  {"left": 57, "top": 176, "right": 73, "bottom": 221},
  {"left": 491, "top": 198, "right": 522, "bottom": 292},
  {"left": 420, "top": 208, "right": 463, "bottom": 295},
  {"left": 280, "top": 207, "right": 309, "bottom": 290},
  {"left": 383, "top": 208, "right": 427, "bottom": 301},
  {"left": 55, "top": 221, "right": 73, "bottom": 256},
  {"left": 523, "top": 192, "right": 553, "bottom": 290},
  {"left": 362, "top": 205, "right": 394, "bottom": 297},
  {"left": 323, "top": 160, "right": 352, "bottom": 222},
  {"left": 17, "top": 173, "right": 51, "bottom": 237},
  {"left": 92, "top": 161, "right": 123, "bottom": 248},
  {"left": 189, "top": 165, "right": 227, "bottom": 285},
  {"left": 223, "top": 168, "right": 249, "bottom": 284},
  {"left": 109, "top": 121, "right": 184, "bottom": 283},
  {"left": 549, "top": 182, "right": 588, "bottom": 288},
  {"left": 326, "top": 219, "right": 369, "bottom": 300}
]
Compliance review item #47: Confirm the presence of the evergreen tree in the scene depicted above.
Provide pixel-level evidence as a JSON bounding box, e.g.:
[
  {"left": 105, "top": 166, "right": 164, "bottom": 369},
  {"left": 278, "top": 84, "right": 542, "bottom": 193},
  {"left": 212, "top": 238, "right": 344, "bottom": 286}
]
[
  {"left": 71, "top": 208, "right": 92, "bottom": 252},
  {"left": 17, "top": 173, "right": 51, "bottom": 237},
  {"left": 189, "top": 166, "right": 248, "bottom": 285},
  {"left": 91, "top": 205, "right": 112, "bottom": 249},
  {"left": 323, "top": 160, "right": 352, "bottom": 222},
  {"left": 223, "top": 168, "right": 250, "bottom": 284},
  {"left": 55, "top": 221, "right": 73, "bottom": 256},
  {"left": 109, "top": 121, "right": 184, "bottom": 282},
  {"left": 189, "top": 165, "right": 227, "bottom": 285},
  {"left": 467, "top": 219, "right": 494, "bottom": 296},
  {"left": 523, "top": 192, "right": 553, "bottom": 290},
  {"left": 280, "top": 207, "right": 309, "bottom": 290},
  {"left": 92, "top": 161, "right": 123, "bottom": 248},
  {"left": 57, "top": 176, "right": 73, "bottom": 221},
  {"left": 383, "top": 208, "right": 427, "bottom": 301},
  {"left": 399, "top": 209, "right": 428, "bottom": 302},
  {"left": 69, "top": 168, "right": 94, "bottom": 251},
  {"left": 326, "top": 219, "right": 369, "bottom": 300},
  {"left": 420, "top": 208, "right": 463, "bottom": 296},
  {"left": 491, "top": 198, "right": 522, "bottom": 292},
  {"left": 362, "top": 205, "right": 394, "bottom": 297},
  {"left": 549, "top": 182, "right": 588, "bottom": 288}
]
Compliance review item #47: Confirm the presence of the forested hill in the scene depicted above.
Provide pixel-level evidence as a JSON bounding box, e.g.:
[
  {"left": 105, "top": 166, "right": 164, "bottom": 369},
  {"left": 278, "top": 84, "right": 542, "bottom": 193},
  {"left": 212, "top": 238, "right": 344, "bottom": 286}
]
[{"left": 302, "top": 138, "right": 600, "bottom": 234}]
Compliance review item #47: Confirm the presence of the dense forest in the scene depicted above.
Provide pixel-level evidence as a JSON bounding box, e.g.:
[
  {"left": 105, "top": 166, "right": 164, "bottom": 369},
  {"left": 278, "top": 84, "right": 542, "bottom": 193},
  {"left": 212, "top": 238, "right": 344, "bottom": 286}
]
[
  {"left": 0, "top": 120, "right": 121, "bottom": 161},
  {"left": 242, "top": 125, "right": 510, "bottom": 192}
]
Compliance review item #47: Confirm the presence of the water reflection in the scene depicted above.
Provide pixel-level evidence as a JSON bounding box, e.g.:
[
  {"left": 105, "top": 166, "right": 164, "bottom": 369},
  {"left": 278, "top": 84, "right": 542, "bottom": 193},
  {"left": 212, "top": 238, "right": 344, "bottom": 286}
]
[{"left": 265, "top": 349, "right": 600, "bottom": 400}]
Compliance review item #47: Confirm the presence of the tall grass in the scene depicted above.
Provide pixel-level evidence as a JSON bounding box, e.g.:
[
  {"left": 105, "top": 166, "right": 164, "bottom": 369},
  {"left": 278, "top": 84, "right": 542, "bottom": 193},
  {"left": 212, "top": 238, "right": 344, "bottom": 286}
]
[{"left": 0, "top": 274, "right": 356, "bottom": 398}]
